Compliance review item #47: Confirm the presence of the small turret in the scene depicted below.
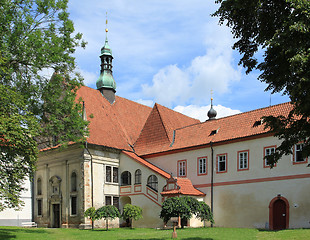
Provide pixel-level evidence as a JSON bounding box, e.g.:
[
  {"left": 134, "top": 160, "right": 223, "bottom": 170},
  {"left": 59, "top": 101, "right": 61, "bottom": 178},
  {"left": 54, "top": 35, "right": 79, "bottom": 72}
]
[
  {"left": 96, "top": 15, "right": 116, "bottom": 104},
  {"left": 207, "top": 97, "right": 217, "bottom": 120}
]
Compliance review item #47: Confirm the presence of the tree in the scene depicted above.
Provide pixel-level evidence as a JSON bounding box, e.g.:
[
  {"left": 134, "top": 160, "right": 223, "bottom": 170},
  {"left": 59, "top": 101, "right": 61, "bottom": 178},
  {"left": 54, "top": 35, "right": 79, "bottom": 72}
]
[
  {"left": 213, "top": 0, "right": 310, "bottom": 166},
  {"left": 160, "top": 197, "right": 213, "bottom": 227},
  {"left": 84, "top": 207, "right": 97, "bottom": 230},
  {"left": 121, "top": 204, "right": 143, "bottom": 228},
  {"left": 160, "top": 196, "right": 191, "bottom": 226},
  {"left": 95, "top": 205, "right": 120, "bottom": 230},
  {"left": 197, "top": 201, "right": 214, "bottom": 225},
  {"left": 0, "top": 0, "right": 88, "bottom": 209},
  {"left": 0, "top": 85, "right": 39, "bottom": 210}
]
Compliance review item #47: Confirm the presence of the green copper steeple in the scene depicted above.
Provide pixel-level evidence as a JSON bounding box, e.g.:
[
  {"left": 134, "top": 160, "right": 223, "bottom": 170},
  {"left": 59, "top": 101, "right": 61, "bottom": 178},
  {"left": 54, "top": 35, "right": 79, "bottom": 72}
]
[{"left": 96, "top": 17, "right": 116, "bottom": 104}]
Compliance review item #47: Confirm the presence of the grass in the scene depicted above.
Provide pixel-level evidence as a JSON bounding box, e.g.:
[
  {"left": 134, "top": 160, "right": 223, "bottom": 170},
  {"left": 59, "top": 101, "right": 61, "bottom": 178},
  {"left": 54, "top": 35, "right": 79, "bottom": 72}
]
[{"left": 0, "top": 227, "right": 309, "bottom": 240}]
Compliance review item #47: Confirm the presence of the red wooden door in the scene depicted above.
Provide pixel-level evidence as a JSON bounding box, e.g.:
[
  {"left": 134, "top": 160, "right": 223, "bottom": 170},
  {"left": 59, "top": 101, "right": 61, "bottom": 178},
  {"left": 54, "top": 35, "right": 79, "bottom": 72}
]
[{"left": 273, "top": 199, "right": 286, "bottom": 230}]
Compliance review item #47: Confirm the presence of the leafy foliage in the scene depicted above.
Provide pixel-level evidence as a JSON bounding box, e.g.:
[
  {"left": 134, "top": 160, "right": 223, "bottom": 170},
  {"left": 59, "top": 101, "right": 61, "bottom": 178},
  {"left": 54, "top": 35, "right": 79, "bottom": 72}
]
[
  {"left": 213, "top": 0, "right": 310, "bottom": 166},
  {"left": 160, "top": 196, "right": 213, "bottom": 226},
  {"left": 84, "top": 207, "right": 97, "bottom": 229},
  {"left": 160, "top": 196, "right": 191, "bottom": 224},
  {"left": 0, "top": 85, "right": 39, "bottom": 210},
  {"left": 197, "top": 201, "right": 214, "bottom": 223},
  {"left": 160, "top": 196, "right": 214, "bottom": 223},
  {"left": 0, "top": 0, "right": 88, "bottom": 208},
  {"left": 95, "top": 205, "right": 120, "bottom": 230},
  {"left": 122, "top": 204, "right": 143, "bottom": 228}
]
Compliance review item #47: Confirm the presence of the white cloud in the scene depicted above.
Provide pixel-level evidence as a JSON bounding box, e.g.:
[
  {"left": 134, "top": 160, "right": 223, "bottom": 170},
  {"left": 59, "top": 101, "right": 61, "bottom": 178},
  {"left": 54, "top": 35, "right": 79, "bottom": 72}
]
[
  {"left": 174, "top": 104, "right": 241, "bottom": 122},
  {"left": 79, "top": 69, "right": 98, "bottom": 87},
  {"left": 141, "top": 20, "right": 241, "bottom": 107},
  {"left": 135, "top": 99, "right": 154, "bottom": 107},
  {"left": 142, "top": 65, "right": 191, "bottom": 107}
]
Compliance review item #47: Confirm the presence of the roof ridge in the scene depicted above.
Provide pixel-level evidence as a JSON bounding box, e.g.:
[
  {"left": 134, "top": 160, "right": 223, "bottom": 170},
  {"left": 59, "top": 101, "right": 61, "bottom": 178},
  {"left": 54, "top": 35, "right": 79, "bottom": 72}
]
[
  {"left": 154, "top": 104, "right": 171, "bottom": 141},
  {"left": 172, "top": 101, "right": 292, "bottom": 132},
  {"left": 155, "top": 103, "right": 200, "bottom": 121},
  {"left": 212, "top": 101, "right": 291, "bottom": 121}
]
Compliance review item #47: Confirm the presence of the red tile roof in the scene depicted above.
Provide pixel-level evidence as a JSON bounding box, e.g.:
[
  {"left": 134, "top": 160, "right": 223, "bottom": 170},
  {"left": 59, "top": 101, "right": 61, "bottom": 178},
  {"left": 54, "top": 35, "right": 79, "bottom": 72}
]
[
  {"left": 76, "top": 86, "right": 152, "bottom": 150},
  {"left": 134, "top": 103, "right": 200, "bottom": 155},
  {"left": 137, "top": 102, "right": 293, "bottom": 156},
  {"left": 161, "top": 177, "right": 205, "bottom": 196},
  {"left": 122, "top": 151, "right": 171, "bottom": 179}
]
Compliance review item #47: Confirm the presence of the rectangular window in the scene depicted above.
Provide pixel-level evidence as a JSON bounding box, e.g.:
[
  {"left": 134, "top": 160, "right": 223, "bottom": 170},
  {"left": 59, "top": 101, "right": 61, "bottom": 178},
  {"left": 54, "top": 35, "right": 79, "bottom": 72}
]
[
  {"left": 293, "top": 143, "right": 308, "bottom": 164},
  {"left": 71, "top": 196, "right": 77, "bottom": 215},
  {"left": 113, "top": 196, "right": 119, "bottom": 209},
  {"left": 113, "top": 167, "right": 119, "bottom": 183},
  {"left": 217, "top": 154, "right": 227, "bottom": 173},
  {"left": 177, "top": 160, "right": 187, "bottom": 177},
  {"left": 264, "top": 146, "right": 276, "bottom": 168},
  {"left": 106, "top": 166, "right": 111, "bottom": 182},
  {"left": 37, "top": 199, "right": 42, "bottom": 216},
  {"left": 106, "top": 166, "right": 119, "bottom": 183},
  {"left": 105, "top": 195, "right": 119, "bottom": 208},
  {"left": 197, "top": 157, "right": 207, "bottom": 175},
  {"left": 238, "top": 150, "right": 249, "bottom": 171},
  {"left": 105, "top": 196, "right": 112, "bottom": 205}
]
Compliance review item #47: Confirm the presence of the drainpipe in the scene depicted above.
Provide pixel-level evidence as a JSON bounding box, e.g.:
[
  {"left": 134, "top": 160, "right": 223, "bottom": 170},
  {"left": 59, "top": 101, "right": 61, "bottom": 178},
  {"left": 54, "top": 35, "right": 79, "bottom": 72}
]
[
  {"left": 82, "top": 101, "right": 94, "bottom": 229},
  {"left": 210, "top": 141, "right": 214, "bottom": 228},
  {"left": 84, "top": 141, "right": 94, "bottom": 229}
]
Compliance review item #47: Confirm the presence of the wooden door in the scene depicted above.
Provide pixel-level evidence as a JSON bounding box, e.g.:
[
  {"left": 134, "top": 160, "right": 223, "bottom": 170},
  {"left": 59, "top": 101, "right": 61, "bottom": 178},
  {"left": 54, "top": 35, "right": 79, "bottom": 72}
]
[
  {"left": 53, "top": 204, "right": 60, "bottom": 228},
  {"left": 273, "top": 199, "right": 286, "bottom": 230}
]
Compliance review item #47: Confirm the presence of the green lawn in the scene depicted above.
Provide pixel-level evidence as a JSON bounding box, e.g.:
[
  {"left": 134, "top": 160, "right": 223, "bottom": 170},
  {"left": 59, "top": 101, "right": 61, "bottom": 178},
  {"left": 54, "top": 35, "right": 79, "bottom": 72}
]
[{"left": 0, "top": 227, "right": 309, "bottom": 240}]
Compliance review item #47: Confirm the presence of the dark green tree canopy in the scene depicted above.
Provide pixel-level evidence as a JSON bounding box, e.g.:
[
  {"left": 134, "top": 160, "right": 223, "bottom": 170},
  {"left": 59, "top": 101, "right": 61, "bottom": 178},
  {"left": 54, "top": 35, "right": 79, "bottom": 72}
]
[
  {"left": 160, "top": 196, "right": 214, "bottom": 226},
  {"left": 213, "top": 0, "right": 310, "bottom": 165},
  {"left": 96, "top": 205, "right": 120, "bottom": 230},
  {"left": 122, "top": 204, "right": 143, "bottom": 228},
  {"left": 0, "top": 0, "right": 88, "bottom": 209}
]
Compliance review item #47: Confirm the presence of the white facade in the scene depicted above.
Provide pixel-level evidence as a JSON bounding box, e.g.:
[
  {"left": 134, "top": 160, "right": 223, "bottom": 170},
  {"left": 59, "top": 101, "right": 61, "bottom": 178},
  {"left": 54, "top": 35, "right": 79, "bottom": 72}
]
[{"left": 0, "top": 179, "right": 32, "bottom": 226}]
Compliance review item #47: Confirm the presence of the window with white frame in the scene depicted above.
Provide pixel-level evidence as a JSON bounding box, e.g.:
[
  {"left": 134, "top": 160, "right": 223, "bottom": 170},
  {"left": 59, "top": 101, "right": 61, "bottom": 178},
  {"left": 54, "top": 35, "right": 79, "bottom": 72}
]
[
  {"left": 105, "top": 195, "right": 119, "bottom": 209},
  {"left": 178, "top": 160, "right": 186, "bottom": 177},
  {"left": 198, "top": 157, "right": 207, "bottom": 175},
  {"left": 264, "top": 146, "right": 275, "bottom": 167},
  {"left": 106, "top": 166, "right": 119, "bottom": 183},
  {"left": 294, "top": 143, "right": 306, "bottom": 162},
  {"left": 238, "top": 151, "right": 249, "bottom": 170},
  {"left": 135, "top": 169, "right": 141, "bottom": 184},
  {"left": 147, "top": 175, "right": 158, "bottom": 192},
  {"left": 217, "top": 154, "right": 227, "bottom": 173}
]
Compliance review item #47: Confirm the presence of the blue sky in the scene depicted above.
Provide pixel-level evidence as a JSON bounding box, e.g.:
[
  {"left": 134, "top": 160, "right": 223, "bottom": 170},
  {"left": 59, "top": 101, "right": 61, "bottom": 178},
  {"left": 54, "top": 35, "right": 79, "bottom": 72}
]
[{"left": 68, "top": 0, "right": 289, "bottom": 121}]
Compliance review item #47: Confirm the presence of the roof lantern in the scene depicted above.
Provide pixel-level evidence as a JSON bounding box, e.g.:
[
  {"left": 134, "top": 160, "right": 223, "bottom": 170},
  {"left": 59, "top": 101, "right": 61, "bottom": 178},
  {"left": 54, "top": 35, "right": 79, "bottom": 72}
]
[
  {"left": 207, "top": 97, "right": 217, "bottom": 120},
  {"left": 96, "top": 13, "right": 117, "bottom": 104}
]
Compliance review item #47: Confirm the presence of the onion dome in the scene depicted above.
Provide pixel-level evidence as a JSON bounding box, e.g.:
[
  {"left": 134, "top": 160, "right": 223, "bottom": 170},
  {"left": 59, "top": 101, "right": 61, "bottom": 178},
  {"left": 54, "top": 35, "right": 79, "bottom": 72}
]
[{"left": 208, "top": 98, "right": 217, "bottom": 120}]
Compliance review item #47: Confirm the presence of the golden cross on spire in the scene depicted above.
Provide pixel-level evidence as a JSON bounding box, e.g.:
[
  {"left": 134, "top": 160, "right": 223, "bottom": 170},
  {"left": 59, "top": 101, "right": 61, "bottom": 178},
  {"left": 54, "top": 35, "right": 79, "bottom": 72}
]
[
  {"left": 105, "top": 12, "right": 108, "bottom": 33},
  {"left": 210, "top": 89, "right": 213, "bottom": 101}
]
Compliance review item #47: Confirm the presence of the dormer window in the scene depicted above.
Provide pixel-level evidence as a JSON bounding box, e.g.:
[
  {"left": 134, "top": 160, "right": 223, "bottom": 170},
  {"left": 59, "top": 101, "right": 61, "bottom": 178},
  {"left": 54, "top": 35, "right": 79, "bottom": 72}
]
[{"left": 253, "top": 119, "right": 263, "bottom": 127}]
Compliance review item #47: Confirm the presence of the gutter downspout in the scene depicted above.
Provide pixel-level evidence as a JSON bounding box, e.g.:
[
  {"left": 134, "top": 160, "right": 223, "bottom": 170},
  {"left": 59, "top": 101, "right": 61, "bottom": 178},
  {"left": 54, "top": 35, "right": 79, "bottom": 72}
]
[
  {"left": 210, "top": 141, "right": 214, "bottom": 228},
  {"left": 83, "top": 101, "right": 94, "bottom": 229},
  {"left": 85, "top": 141, "right": 94, "bottom": 229}
]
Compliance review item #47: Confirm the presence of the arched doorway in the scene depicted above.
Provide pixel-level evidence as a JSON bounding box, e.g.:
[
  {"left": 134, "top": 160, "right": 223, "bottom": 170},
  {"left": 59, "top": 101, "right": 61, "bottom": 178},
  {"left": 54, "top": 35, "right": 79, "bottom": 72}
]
[
  {"left": 120, "top": 196, "right": 131, "bottom": 227},
  {"left": 269, "top": 196, "right": 289, "bottom": 230}
]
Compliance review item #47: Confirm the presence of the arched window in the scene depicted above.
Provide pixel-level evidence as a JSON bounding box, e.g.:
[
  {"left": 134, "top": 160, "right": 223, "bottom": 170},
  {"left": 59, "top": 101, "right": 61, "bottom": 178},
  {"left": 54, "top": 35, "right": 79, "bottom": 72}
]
[
  {"left": 121, "top": 171, "right": 131, "bottom": 186},
  {"left": 147, "top": 175, "right": 158, "bottom": 192},
  {"left": 135, "top": 169, "right": 141, "bottom": 184},
  {"left": 71, "top": 172, "right": 77, "bottom": 192},
  {"left": 37, "top": 178, "right": 42, "bottom": 195}
]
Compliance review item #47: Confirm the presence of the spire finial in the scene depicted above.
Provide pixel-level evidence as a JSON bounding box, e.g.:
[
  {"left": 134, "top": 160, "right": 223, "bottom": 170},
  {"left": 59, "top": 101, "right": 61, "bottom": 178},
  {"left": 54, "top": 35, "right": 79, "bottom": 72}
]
[
  {"left": 105, "top": 12, "right": 108, "bottom": 33},
  {"left": 207, "top": 90, "right": 217, "bottom": 120}
]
